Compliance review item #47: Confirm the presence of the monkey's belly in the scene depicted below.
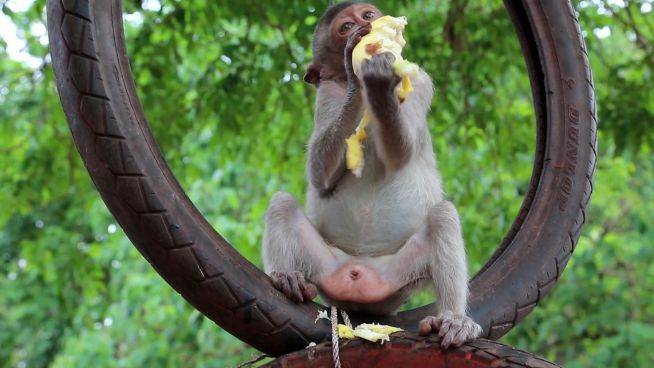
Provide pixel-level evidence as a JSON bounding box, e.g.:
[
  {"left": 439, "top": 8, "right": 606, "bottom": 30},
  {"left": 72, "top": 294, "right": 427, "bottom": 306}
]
[
  {"left": 307, "top": 156, "right": 442, "bottom": 255},
  {"left": 315, "top": 195, "right": 430, "bottom": 255},
  {"left": 318, "top": 263, "right": 400, "bottom": 304}
]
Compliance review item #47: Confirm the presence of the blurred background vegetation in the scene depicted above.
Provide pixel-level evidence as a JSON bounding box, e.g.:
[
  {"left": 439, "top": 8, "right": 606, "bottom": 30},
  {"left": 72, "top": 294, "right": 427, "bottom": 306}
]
[{"left": 1, "top": 0, "right": 652, "bottom": 367}]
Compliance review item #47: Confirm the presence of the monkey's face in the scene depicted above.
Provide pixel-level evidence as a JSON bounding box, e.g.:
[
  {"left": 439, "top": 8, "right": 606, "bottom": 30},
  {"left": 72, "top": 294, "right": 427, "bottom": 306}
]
[
  {"left": 329, "top": 3, "right": 383, "bottom": 48},
  {"left": 304, "top": 3, "right": 383, "bottom": 84}
]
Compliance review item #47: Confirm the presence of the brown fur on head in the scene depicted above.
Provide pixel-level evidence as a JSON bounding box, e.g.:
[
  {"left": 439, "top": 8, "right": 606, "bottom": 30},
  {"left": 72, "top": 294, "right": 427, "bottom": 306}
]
[
  {"left": 311, "top": 2, "right": 360, "bottom": 52},
  {"left": 304, "top": 2, "right": 381, "bottom": 85}
]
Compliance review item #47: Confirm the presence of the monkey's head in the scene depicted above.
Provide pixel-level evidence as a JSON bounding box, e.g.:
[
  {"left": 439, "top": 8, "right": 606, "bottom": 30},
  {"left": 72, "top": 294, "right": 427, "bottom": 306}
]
[{"left": 304, "top": 2, "right": 382, "bottom": 85}]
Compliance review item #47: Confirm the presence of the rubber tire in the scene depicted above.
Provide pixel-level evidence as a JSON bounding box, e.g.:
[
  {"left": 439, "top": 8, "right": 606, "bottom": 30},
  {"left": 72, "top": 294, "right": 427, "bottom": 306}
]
[
  {"left": 47, "top": 0, "right": 596, "bottom": 357},
  {"left": 263, "top": 335, "right": 560, "bottom": 368}
]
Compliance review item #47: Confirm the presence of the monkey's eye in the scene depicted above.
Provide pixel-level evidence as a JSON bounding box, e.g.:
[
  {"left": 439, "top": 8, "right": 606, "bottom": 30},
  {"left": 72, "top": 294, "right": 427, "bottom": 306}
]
[
  {"left": 340, "top": 22, "right": 354, "bottom": 33},
  {"left": 363, "top": 11, "right": 376, "bottom": 20}
]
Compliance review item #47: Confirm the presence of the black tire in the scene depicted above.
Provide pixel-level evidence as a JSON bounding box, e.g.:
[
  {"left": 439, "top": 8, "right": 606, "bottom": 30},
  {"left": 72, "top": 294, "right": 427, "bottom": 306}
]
[
  {"left": 47, "top": 0, "right": 596, "bottom": 357},
  {"left": 263, "top": 335, "right": 560, "bottom": 368}
]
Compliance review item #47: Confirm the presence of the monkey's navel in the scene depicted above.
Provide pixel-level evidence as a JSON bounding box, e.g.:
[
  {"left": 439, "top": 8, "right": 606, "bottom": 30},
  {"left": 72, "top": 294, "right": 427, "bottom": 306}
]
[{"left": 350, "top": 269, "right": 361, "bottom": 280}]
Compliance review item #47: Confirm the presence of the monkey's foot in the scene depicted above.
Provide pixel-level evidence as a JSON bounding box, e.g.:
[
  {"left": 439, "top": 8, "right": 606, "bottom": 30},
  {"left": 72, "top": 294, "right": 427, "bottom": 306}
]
[
  {"left": 270, "top": 271, "right": 318, "bottom": 303},
  {"left": 318, "top": 263, "right": 400, "bottom": 304},
  {"left": 418, "top": 311, "right": 482, "bottom": 349}
]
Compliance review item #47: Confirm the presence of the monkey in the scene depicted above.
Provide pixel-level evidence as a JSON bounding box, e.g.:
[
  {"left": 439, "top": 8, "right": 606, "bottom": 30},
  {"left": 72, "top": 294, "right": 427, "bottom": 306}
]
[{"left": 262, "top": 2, "right": 482, "bottom": 348}]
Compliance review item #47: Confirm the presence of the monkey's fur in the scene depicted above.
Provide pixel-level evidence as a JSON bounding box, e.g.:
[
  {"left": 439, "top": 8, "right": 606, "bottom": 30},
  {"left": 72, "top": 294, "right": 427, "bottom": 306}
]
[{"left": 262, "top": 2, "right": 481, "bottom": 348}]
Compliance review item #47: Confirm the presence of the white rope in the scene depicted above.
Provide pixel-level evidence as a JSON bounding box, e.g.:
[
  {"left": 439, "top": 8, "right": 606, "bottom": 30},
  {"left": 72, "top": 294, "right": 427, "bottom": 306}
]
[
  {"left": 329, "top": 306, "right": 355, "bottom": 368},
  {"left": 239, "top": 308, "right": 352, "bottom": 368},
  {"left": 330, "top": 305, "right": 342, "bottom": 368},
  {"left": 340, "top": 309, "right": 352, "bottom": 329}
]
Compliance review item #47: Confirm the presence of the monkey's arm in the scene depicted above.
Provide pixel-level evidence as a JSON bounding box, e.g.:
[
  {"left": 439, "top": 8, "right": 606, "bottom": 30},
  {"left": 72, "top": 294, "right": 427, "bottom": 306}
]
[
  {"left": 361, "top": 53, "right": 414, "bottom": 173},
  {"left": 309, "top": 81, "right": 363, "bottom": 195},
  {"left": 309, "top": 25, "right": 371, "bottom": 196}
]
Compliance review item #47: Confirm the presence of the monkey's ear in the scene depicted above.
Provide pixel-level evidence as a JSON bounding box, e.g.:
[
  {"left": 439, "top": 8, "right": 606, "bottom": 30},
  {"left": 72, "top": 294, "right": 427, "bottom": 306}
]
[{"left": 304, "top": 62, "right": 321, "bottom": 85}]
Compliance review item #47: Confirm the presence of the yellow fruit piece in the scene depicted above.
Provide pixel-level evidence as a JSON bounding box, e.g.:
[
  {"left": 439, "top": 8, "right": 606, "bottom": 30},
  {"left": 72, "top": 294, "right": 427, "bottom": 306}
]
[
  {"left": 353, "top": 328, "right": 389, "bottom": 343},
  {"left": 353, "top": 323, "right": 403, "bottom": 343},
  {"left": 345, "top": 110, "right": 372, "bottom": 177},
  {"left": 395, "top": 75, "right": 412, "bottom": 103},
  {"left": 336, "top": 323, "right": 403, "bottom": 344},
  {"left": 351, "top": 15, "right": 419, "bottom": 96},
  {"left": 346, "top": 15, "right": 419, "bottom": 177},
  {"left": 393, "top": 60, "right": 419, "bottom": 102},
  {"left": 345, "top": 136, "right": 363, "bottom": 176},
  {"left": 352, "top": 15, "right": 410, "bottom": 79},
  {"left": 356, "top": 323, "right": 403, "bottom": 337},
  {"left": 338, "top": 324, "right": 356, "bottom": 339}
]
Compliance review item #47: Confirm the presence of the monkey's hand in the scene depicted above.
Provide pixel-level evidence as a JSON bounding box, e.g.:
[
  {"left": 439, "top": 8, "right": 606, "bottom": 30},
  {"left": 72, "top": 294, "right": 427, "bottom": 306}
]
[
  {"left": 361, "top": 52, "right": 402, "bottom": 96},
  {"left": 270, "top": 271, "right": 318, "bottom": 303},
  {"left": 418, "top": 311, "right": 482, "bottom": 349},
  {"left": 345, "top": 24, "right": 372, "bottom": 85}
]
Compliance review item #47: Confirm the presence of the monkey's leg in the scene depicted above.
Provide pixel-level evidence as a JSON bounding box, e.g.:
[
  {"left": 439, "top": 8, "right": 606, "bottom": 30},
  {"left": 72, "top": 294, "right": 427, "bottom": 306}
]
[
  {"left": 262, "top": 192, "right": 336, "bottom": 303},
  {"left": 382, "top": 200, "right": 482, "bottom": 348},
  {"left": 420, "top": 201, "right": 481, "bottom": 348}
]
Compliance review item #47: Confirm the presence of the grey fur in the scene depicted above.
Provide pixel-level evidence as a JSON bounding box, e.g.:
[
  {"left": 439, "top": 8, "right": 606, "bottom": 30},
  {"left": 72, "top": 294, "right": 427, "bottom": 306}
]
[{"left": 264, "top": 30, "right": 480, "bottom": 347}]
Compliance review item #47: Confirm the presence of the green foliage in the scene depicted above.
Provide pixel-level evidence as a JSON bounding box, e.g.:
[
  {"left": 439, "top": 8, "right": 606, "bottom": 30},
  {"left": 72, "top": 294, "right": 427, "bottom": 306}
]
[{"left": 0, "top": 0, "right": 652, "bottom": 367}]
